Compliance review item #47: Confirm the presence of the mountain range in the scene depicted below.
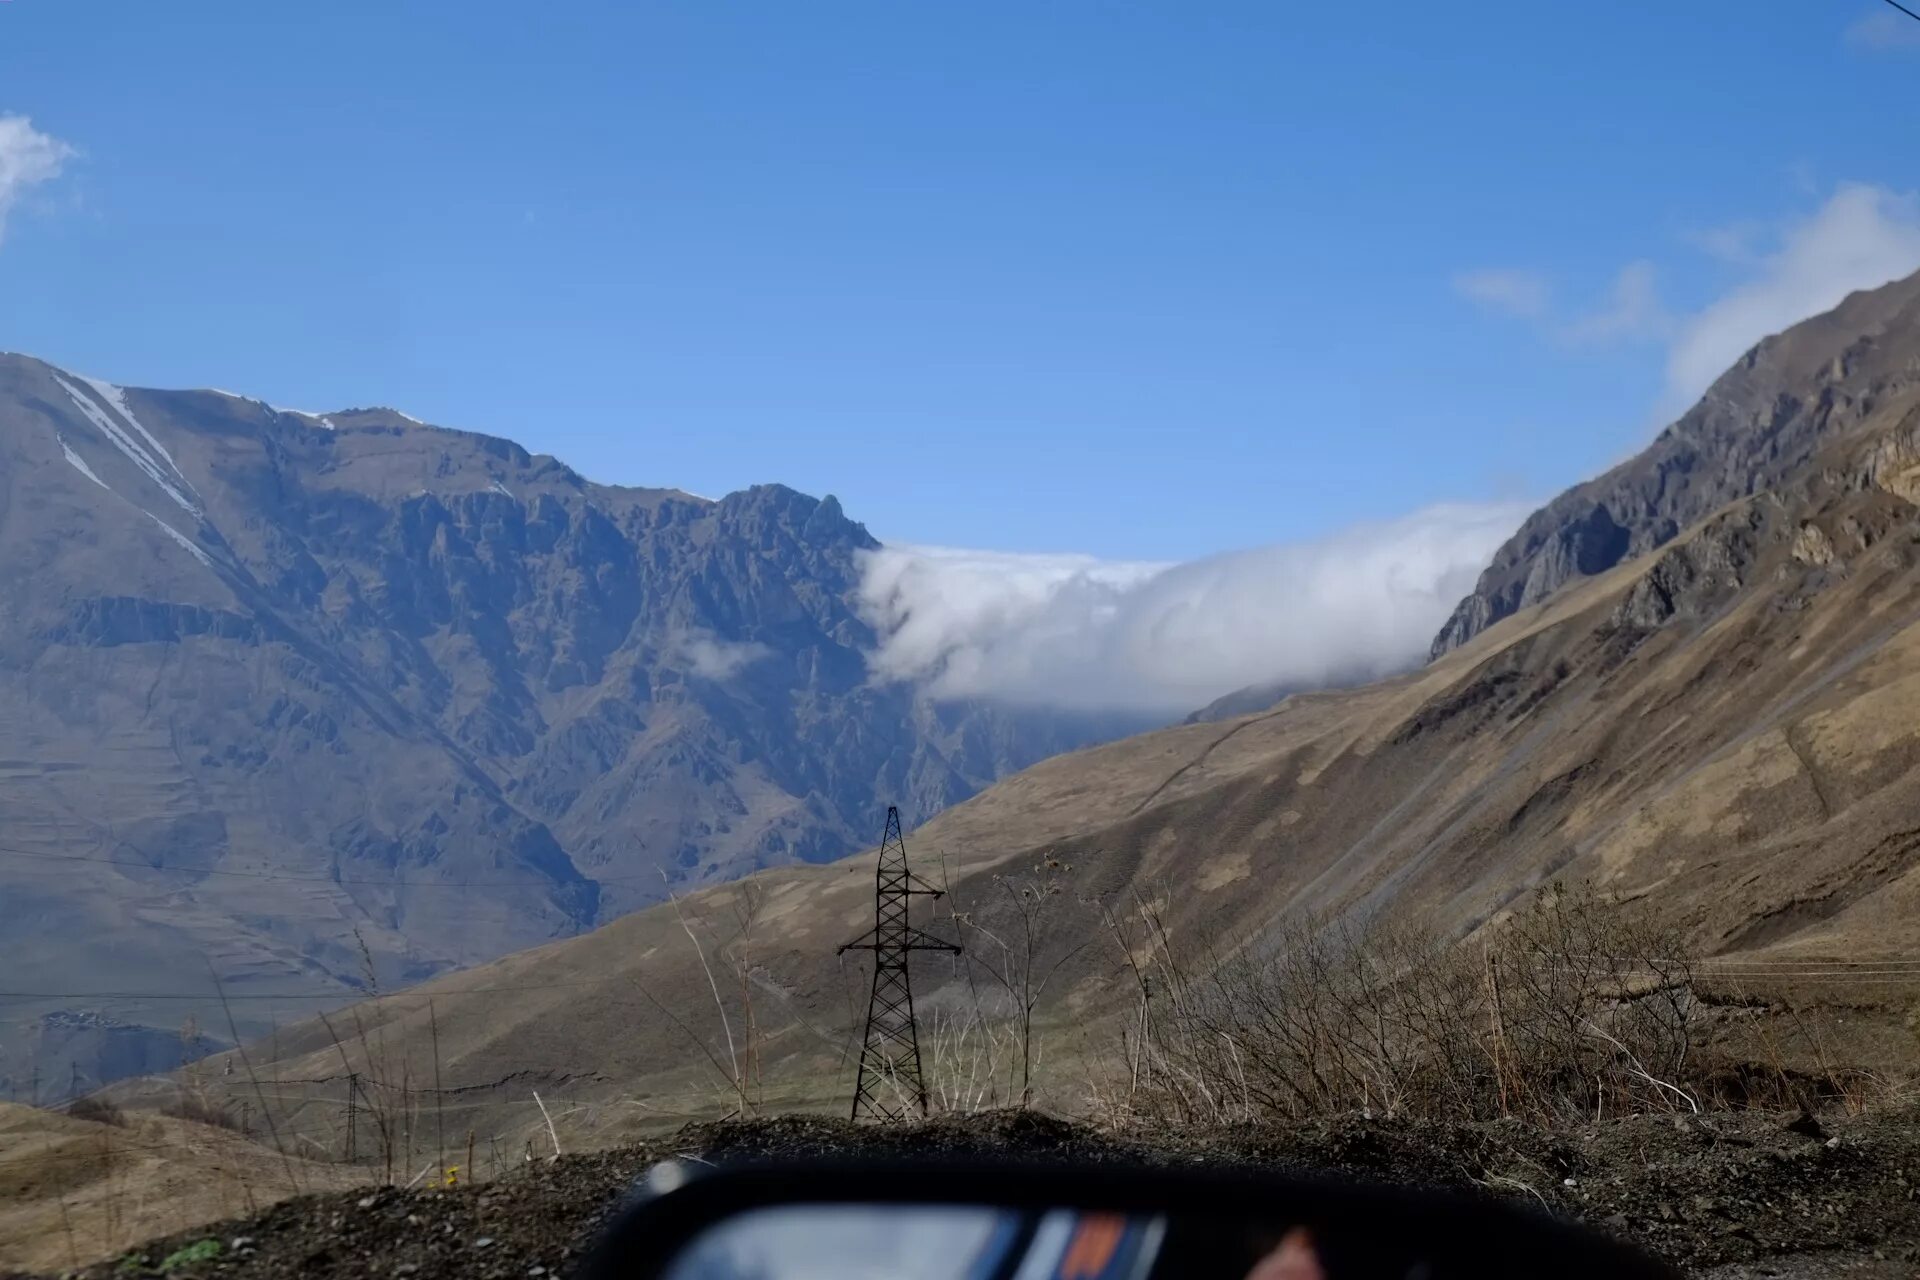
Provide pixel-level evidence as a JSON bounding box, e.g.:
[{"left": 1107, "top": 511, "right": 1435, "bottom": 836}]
[
  {"left": 181, "top": 268, "right": 1920, "bottom": 1144},
  {"left": 18, "top": 267, "right": 1920, "bottom": 1112},
  {"left": 0, "top": 354, "right": 1143, "bottom": 1094}
]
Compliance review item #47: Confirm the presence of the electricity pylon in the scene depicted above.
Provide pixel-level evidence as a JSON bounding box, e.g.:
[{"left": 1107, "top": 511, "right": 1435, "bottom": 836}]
[{"left": 838, "top": 806, "right": 959, "bottom": 1120}]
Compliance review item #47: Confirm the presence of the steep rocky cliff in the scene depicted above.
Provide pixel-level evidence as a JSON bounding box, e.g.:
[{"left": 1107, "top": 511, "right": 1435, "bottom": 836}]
[
  {"left": 1431, "top": 268, "right": 1920, "bottom": 656},
  {"left": 0, "top": 353, "right": 1137, "bottom": 1093}
]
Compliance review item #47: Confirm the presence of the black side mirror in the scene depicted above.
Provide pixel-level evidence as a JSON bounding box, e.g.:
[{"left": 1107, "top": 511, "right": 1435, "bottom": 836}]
[{"left": 581, "top": 1158, "right": 1678, "bottom": 1280}]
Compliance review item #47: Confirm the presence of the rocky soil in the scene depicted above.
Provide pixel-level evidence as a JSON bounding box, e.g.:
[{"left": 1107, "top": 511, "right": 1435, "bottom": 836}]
[{"left": 15, "top": 1109, "right": 1920, "bottom": 1280}]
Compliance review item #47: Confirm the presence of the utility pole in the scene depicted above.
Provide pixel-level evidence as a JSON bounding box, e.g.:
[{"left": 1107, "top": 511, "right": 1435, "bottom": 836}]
[{"left": 838, "top": 806, "right": 959, "bottom": 1121}]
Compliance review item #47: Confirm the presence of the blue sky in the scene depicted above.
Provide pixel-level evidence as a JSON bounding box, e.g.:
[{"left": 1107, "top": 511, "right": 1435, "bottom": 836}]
[
  {"left": 4, "top": 2, "right": 1920, "bottom": 707},
  {"left": 2, "top": 1, "right": 1917, "bottom": 557}
]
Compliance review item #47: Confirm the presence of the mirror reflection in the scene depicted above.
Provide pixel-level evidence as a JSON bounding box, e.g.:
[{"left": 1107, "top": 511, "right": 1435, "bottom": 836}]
[{"left": 661, "top": 1203, "right": 1380, "bottom": 1280}]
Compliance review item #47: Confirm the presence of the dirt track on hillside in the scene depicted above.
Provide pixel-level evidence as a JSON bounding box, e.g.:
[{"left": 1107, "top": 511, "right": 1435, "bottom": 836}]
[{"left": 19, "top": 1110, "right": 1920, "bottom": 1280}]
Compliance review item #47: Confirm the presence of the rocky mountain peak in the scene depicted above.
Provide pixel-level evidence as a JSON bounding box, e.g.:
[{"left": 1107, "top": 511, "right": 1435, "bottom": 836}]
[
  {"left": 1432, "top": 268, "right": 1920, "bottom": 657},
  {"left": 0, "top": 354, "right": 1135, "bottom": 1089}
]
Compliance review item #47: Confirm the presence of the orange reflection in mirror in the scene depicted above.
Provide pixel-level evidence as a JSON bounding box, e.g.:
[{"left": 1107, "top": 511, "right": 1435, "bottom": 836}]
[
  {"left": 1059, "top": 1213, "right": 1128, "bottom": 1278},
  {"left": 1245, "top": 1227, "right": 1326, "bottom": 1280}
]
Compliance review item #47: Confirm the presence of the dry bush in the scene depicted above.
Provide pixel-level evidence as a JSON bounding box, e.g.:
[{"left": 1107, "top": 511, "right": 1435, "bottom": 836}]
[
  {"left": 159, "top": 1095, "right": 248, "bottom": 1133},
  {"left": 1096, "top": 881, "right": 1703, "bottom": 1127},
  {"left": 317, "top": 938, "right": 405, "bottom": 1180},
  {"left": 1688, "top": 978, "right": 1893, "bottom": 1114},
  {"left": 919, "top": 1006, "right": 1022, "bottom": 1113},
  {"left": 1085, "top": 888, "right": 1257, "bottom": 1126},
  {"left": 622, "top": 879, "right": 769, "bottom": 1121},
  {"left": 64, "top": 1096, "right": 127, "bottom": 1127},
  {"left": 942, "top": 853, "right": 1090, "bottom": 1109},
  {"left": 971, "top": 858, "right": 1086, "bottom": 1105},
  {"left": 314, "top": 931, "right": 473, "bottom": 1182},
  {"left": 1490, "top": 881, "right": 1697, "bottom": 1121}
]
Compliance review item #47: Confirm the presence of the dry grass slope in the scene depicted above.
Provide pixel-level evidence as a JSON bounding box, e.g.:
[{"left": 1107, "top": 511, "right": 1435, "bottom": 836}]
[
  {"left": 132, "top": 375, "right": 1920, "bottom": 1152},
  {"left": 33, "top": 272, "right": 1920, "bottom": 1270},
  {"left": 0, "top": 1103, "right": 365, "bottom": 1273}
]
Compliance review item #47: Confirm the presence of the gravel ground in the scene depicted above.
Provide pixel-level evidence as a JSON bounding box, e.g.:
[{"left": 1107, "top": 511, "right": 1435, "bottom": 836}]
[{"left": 17, "top": 1109, "right": 1920, "bottom": 1280}]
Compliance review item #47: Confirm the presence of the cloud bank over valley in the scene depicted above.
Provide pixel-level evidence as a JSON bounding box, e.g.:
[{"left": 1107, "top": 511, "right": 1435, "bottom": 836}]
[{"left": 857, "top": 501, "right": 1531, "bottom": 715}]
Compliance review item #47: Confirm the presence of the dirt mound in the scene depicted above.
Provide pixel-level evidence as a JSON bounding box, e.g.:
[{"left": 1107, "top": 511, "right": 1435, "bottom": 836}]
[{"left": 27, "top": 1109, "right": 1920, "bottom": 1280}]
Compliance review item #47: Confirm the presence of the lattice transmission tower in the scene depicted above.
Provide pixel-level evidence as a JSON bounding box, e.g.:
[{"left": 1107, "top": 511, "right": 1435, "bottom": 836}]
[{"left": 838, "top": 806, "right": 959, "bottom": 1120}]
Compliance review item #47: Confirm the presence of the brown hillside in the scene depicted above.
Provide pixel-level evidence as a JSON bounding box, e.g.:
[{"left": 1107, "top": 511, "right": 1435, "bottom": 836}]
[
  {"left": 0, "top": 1102, "right": 364, "bottom": 1273},
  {"left": 136, "top": 365, "right": 1920, "bottom": 1147},
  {"left": 105, "top": 276, "right": 1920, "bottom": 1154}
]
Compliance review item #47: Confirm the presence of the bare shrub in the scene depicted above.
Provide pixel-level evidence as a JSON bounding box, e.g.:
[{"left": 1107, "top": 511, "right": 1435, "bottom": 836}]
[
  {"left": 918, "top": 1006, "right": 1021, "bottom": 1113},
  {"left": 950, "top": 853, "right": 1090, "bottom": 1108},
  {"left": 1489, "top": 880, "right": 1697, "bottom": 1121},
  {"left": 160, "top": 1095, "right": 248, "bottom": 1133},
  {"left": 64, "top": 1096, "right": 127, "bottom": 1127},
  {"left": 1098, "top": 881, "right": 1701, "bottom": 1127},
  {"left": 1139, "top": 912, "right": 1489, "bottom": 1122},
  {"left": 627, "top": 878, "right": 766, "bottom": 1118}
]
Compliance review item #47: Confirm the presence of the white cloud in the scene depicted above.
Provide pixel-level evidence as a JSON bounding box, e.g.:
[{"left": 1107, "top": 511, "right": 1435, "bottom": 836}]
[
  {"left": 1452, "top": 269, "right": 1550, "bottom": 319},
  {"left": 1457, "top": 262, "right": 1670, "bottom": 346},
  {"left": 1844, "top": 7, "right": 1920, "bottom": 50},
  {"left": 679, "top": 631, "right": 773, "bottom": 680},
  {"left": 1463, "top": 185, "right": 1920, "bottom": 426},
  {"left": 1683, "top": 220, "right": 1764, "bottom": 265},
  {"left": 1661, "top": 183, "right": 1920, "bottom": 417},
  {"left": 857, "top": 502, "right": 1531, "bottom": 715},
  {"left": 1563, "top": 260, "right": 1672, "bottom": 346},
  {"left": 0, "top": 115, "right": 74, "bottom": 246}
]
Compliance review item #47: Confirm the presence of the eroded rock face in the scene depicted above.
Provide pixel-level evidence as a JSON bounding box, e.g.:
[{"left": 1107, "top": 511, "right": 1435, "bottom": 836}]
[
  {"left": 1433, "top": 270, "right": 1920, "bottom": 657},
  {"left": 1791, "top": 524, "right": 1836, "bottom": 568},
  {"left": 0, "top": 354, "right": 1145, "bottom": 1086},
  {"left": 1584, "top": 407, "right": 1920, "bottom": 653},
  {"left": 1609, "top": 503, "right": 1770, "bottom": 633},
  {"left": 1867, "top": 416, "right": 1920, "bottom": 505}
]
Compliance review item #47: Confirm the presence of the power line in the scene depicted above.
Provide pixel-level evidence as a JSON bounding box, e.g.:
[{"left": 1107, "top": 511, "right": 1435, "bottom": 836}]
[
  {"left": 13, "top": 952, "right": 1920, "bottom": 1004},
  {"left": 0, "top": 976, "right": 628, "bottom": 1002},
  {"left": 1879, "top": 0, "right": 1920, "bottom": 25},
  {"left": 1514, "top": 951, "right": 1920, "bottom": 970},
  {"left": 0, "top": 844, "right": 658, "bottom": 889}
]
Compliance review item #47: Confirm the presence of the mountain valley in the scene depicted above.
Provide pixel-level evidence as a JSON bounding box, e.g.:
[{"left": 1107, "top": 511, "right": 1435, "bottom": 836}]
[
  {"left": 145, "top": 269, "right": 1920, "bottom": 1161},
  {"left": 0, "top": 355, "right": 1145, "bottom": 1096}
]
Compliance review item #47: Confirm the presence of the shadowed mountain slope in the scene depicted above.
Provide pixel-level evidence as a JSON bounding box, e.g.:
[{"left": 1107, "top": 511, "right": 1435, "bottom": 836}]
[{"left": 0, "top": 354, "right": 1142, "bottom": 1093}]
